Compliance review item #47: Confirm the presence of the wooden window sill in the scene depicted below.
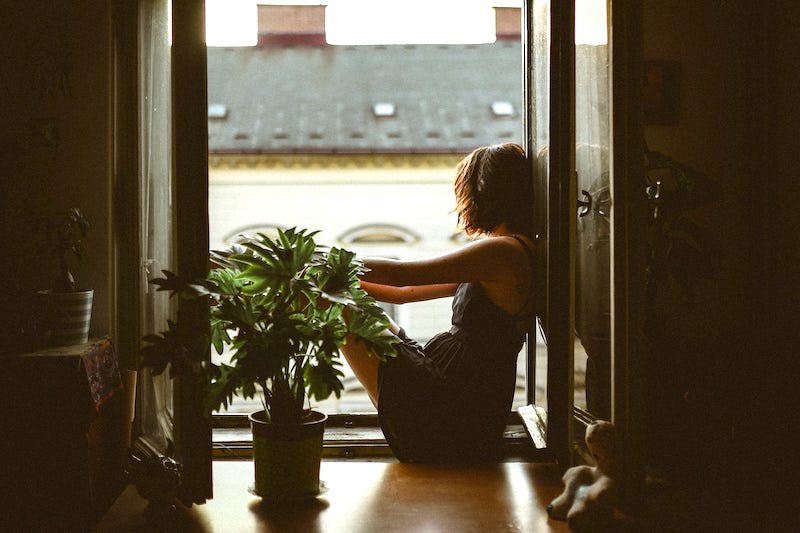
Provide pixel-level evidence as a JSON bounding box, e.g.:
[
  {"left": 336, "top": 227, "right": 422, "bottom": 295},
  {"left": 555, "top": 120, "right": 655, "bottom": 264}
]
[
  {"left": 212, "top": 424, "right": 537, "bottom": 460},
  {"left": 94, "top": 460, "right": 570, "bottom": 532},
  {"left": 211, "top": 407, "right": 547, "bottom": 460}
]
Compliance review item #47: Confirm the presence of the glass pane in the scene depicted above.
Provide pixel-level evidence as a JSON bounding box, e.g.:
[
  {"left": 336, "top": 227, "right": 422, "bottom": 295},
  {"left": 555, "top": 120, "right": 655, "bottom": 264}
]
[
  {"left": 138, "top": 0, "right": 175, "bottom": 449},
  {"left": 512, "top": 344, "right": 529, "bottom": 411},
  {"left": 531, "top": 0, "right": 551, "bottom": 413},
  {"left": 574, "top": 0, "right": 611, "bottom": 419},
  {"left": 206, "top": 3, "right": 525, "bottom": 415},
  {"left": 534, "top": 321, "right": 548, "bottom": 410}
]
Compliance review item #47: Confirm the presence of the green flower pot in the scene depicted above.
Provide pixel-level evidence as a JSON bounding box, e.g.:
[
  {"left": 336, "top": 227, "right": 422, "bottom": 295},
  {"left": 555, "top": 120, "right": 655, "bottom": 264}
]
[{"left": 249, "top": 410, "right": 327, "bottom": 500}]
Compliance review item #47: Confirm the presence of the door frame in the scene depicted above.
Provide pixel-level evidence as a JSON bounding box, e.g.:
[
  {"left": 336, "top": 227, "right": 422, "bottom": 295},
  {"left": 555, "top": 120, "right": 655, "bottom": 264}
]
[{"left": 523, "top": 0, "right": 645, "bottom": 472}]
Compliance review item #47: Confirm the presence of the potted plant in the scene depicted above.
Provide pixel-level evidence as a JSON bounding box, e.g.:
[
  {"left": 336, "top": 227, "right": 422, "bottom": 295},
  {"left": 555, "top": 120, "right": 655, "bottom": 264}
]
[
  {"left": 36, "top": 207, "right": 93, "bottom": 346},
  {"left": 140, "top": 228, "right": 396, "bottom": 500}
]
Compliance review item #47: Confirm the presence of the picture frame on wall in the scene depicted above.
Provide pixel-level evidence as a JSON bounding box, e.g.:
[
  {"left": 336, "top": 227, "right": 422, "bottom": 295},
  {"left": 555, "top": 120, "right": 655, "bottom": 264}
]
[{"left": 642, "top": 60, "right": 680, "bottom": 126}]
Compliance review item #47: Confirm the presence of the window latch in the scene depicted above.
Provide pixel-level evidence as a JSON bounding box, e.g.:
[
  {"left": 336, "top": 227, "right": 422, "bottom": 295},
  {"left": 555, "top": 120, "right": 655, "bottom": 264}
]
[{"left": 577, "top": 189, "right": 593, "bottom": 217}]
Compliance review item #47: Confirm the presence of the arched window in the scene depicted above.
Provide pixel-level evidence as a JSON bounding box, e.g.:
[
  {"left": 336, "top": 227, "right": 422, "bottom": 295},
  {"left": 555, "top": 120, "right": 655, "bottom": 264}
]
[
  {"left": 337, "top": 223, "right": 420, "bottom": 246},
  {"left": 221, "top": 223, "right": 284, "bottom": 245},
  {"left": 449, "top": 230, "right": 472, "bottom": 244}
]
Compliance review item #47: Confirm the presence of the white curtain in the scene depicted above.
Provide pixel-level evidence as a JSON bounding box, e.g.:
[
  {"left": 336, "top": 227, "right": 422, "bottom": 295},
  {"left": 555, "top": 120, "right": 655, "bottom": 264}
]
[
  {"left": 574, "top": 13, "right": 612, "bottom": 418},
  {"left": 136, "top": 0, "right": 175, "bottom": 453}
]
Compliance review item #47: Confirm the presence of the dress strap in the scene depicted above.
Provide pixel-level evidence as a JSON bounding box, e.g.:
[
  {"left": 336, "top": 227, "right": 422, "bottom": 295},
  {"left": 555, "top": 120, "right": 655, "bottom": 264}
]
[
  {"left": 509, "top": 234, "right": 537, "bottom": 320},
  {"left": 510, "top": 234, "right": 536, "bottom": 272}
]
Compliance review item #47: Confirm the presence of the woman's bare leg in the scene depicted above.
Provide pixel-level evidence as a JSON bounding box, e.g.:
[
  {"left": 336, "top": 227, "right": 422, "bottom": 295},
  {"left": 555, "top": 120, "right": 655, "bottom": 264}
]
[
  {"left": 339, "top": 312, "right": 401, "bottom": 408},
  {"left": 340, "top": 334, "right": 381, "bottom": 408}
]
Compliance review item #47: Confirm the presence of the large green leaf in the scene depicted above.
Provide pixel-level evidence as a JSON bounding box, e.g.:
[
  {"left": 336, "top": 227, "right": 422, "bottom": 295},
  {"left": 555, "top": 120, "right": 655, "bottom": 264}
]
[
  {"left": 305, "top": 359, "right": 345, "bottom": 402},
  {"left": 150, "top": 270, "right": 191, "bottom": 295},
  {"left": 205, "top": 362, "right": 241, "bottom": 415},
  {"left": 139, "top": 227, "right": 397, "bottom": 424},
  {"left": 346, "top": 309, "right": 398, "bottom": 361}
]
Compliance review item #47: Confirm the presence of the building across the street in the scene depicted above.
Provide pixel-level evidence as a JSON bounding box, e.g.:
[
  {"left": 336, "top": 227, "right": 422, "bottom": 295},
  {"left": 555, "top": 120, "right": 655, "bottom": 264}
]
[{"left": 206, "top": 4, "right": 542, "bottom": 413}]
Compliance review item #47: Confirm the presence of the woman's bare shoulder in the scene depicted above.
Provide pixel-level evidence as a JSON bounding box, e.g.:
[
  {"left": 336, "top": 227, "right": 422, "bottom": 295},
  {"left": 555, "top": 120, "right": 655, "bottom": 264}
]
[
  {"left": 460, "top": 234, "right": 525, "bottom": 253},
  {"left": 471, "top": 234, "right": 535, "bottom": 260}
]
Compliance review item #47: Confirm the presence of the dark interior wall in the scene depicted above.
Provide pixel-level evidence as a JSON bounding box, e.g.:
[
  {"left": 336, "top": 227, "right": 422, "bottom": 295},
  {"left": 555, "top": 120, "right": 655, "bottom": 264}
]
[
  {"left": 641, "top": 0, "right": 748, "bottom": 524},
  {"left": 1, "top": 1, "right": 111, "bottom": 339},
  {"left": 642, "top": 1, "right": 798, "bottom": 527},
  {"left": 755, "top": 3, "right": 799, "bottom": 361},
  {"left": 643, "top": 1, "right": 756, "bottom": 334},
  {"left": 751, "top": 1, "right": 799, "bottom": 526},
  {"left": 641, "top": 0, "right": 756, "bottom": 464},
  {"left": 642, "top": 1, "right": 797, "bottom": 338}
]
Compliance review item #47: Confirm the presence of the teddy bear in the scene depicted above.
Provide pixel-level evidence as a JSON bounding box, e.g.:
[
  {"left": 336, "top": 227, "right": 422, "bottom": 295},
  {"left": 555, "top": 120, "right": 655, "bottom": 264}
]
[{"left": 547, "top": 420, "right": 621, "bottom": 531}]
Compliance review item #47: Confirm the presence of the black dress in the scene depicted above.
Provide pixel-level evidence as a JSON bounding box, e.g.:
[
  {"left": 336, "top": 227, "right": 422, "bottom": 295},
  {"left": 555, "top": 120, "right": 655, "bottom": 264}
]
[{"left": 377, "top": 236, "right": 535, "bottom": 463}]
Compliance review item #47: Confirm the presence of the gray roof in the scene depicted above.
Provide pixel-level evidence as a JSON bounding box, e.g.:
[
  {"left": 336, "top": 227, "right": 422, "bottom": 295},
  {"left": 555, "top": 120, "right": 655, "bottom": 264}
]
[{"left": 207, "top": 42, "right": 522, "bottom": 154}]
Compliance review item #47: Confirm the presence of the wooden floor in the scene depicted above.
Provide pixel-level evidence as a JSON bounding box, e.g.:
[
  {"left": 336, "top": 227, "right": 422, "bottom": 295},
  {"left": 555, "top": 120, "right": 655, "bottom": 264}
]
[{"left": 95, "top": 460, "right": 570, "bottom": 532}]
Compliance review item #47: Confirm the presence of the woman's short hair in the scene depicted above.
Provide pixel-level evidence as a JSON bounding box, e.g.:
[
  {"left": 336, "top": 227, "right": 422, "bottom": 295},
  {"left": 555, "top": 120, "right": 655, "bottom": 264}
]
[{"left": 454, "top": 143, "right": 533, "bottom": 236}]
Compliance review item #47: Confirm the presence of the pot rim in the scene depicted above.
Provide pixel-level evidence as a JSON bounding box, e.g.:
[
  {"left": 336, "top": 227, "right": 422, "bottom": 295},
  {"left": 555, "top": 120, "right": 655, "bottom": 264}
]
[
  {"left": 249, "top": 409, "right": 328, "bottom": 441},
  {"left": 37, "top": 288, "right": 95, "bottom": 295},
  {"left": 249, "top": 409, "right": 327, "bottom": 427}
]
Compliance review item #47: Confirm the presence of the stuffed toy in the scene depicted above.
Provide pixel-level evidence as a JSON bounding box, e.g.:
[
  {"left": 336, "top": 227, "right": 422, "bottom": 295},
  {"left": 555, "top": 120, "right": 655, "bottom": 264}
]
[{"left": 547, "top": 420, "right": 621, "bottom": 531}]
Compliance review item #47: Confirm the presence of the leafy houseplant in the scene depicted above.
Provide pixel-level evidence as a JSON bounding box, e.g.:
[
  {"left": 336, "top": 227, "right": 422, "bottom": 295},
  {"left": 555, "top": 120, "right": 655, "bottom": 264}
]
[
  {"left": 36, "top": 207, "right": 94, "bottom": 346},
  {"left": 140, "top": 228, "right": 396, "bottom": 499},
  {"left": 40, "top": 207, "right": 91, "bottom": 293}
]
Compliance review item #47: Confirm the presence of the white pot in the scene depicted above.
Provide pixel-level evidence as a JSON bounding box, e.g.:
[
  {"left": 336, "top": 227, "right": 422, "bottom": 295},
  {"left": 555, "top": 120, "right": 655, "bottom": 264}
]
[{"left": 38, "top": 289, "right": 94, "bottom": 346}]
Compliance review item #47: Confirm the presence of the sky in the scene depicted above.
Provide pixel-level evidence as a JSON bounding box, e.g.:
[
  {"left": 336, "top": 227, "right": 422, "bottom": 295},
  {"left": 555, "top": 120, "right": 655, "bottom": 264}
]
[{"left": 204, "top": 0, "right": 607, "bottom": 47}]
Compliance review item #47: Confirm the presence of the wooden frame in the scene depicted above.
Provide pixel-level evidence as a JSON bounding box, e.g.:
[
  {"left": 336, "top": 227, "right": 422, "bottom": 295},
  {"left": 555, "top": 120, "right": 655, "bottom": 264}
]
[
  {"left": 171, "top": 0, "right": 212, "bottom": 504},
  {"left": 205, "top": 3, "right": 564, "bottom": 464},
  {"left": 520, "top": 0, "right": 575, "bottom": 466},
  {"left": 522, "top": 0, "right": 536, "bottom": 422},
  {"left": 211, "top": 412, "right": 538, "bottom": 460},
  {"left": 546, "top": 0, "right": 577, "bottom": 467},
  {"left": 522, "top": 1, "right": 645, "bottom": 475},
  {"left": 148, "top": 1, "right": 644, "bottom": 480},
  {"left": 609, "top": 0, "right": 646, "bottom": 503},
  {"left": 110, "top": 0, "right": 141, "bottom": 373},
  {"left": 112, "top": 0, "right": 212, "bottom": 504}
]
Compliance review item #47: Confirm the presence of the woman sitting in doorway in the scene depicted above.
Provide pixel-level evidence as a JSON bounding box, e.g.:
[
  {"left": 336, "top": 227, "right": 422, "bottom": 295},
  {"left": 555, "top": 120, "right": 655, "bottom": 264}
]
[{"left": 341, "top": 142, "right": 540, "bottom": 463}]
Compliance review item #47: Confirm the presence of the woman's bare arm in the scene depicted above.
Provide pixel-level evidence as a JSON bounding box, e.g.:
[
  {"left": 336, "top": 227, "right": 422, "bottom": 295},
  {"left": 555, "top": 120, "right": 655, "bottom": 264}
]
[
  {"left": 360, "top": 237, "right": 523, "bottom": 287},
  {"left": 360, "top": 281, "right": 459, "bottom": 304}
]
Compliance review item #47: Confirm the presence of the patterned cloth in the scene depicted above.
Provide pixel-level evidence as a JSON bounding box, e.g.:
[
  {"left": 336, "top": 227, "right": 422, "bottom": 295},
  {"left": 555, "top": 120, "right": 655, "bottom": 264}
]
[{"left": 81, "top": 337, "right": 121, "bottom": 409}]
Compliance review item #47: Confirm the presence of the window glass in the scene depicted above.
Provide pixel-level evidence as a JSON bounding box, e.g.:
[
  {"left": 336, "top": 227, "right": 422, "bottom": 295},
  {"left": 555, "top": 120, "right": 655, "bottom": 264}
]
[
  {"left": 137, "top": 0, "right": 175, "bottom": 450},
  {"left": 206, "top": 2, "right": 526, "bottom": 416},
  {"left": 574, "top": 0, "right": 611, "bottom": 419},
  {"left": 532, "top": 0, "right": 551, "bottom": 414}
]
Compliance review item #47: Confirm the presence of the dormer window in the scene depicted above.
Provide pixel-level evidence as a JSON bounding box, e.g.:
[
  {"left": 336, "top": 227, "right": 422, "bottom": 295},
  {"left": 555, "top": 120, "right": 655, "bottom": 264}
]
[
  {"left": 491, "top": 101, "right": 514, "bottom": 117},
  {"left": 208, "top": 103, "right": 228, "bottom": 119},
  {"left": 338, "top": 223, "right": 419, "bottom": 245},
  {"left": 372, "top": 102, "right": 396, "bottom": 117},
  {"left": 449, "top": 230, "right": 473, "bottom": 244}
]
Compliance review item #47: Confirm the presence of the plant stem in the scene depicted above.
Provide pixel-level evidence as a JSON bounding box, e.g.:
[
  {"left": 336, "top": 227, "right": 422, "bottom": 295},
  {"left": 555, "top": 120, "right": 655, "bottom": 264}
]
[{"left": 261, "top": 381, "right": 269, "bottom": 420}]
